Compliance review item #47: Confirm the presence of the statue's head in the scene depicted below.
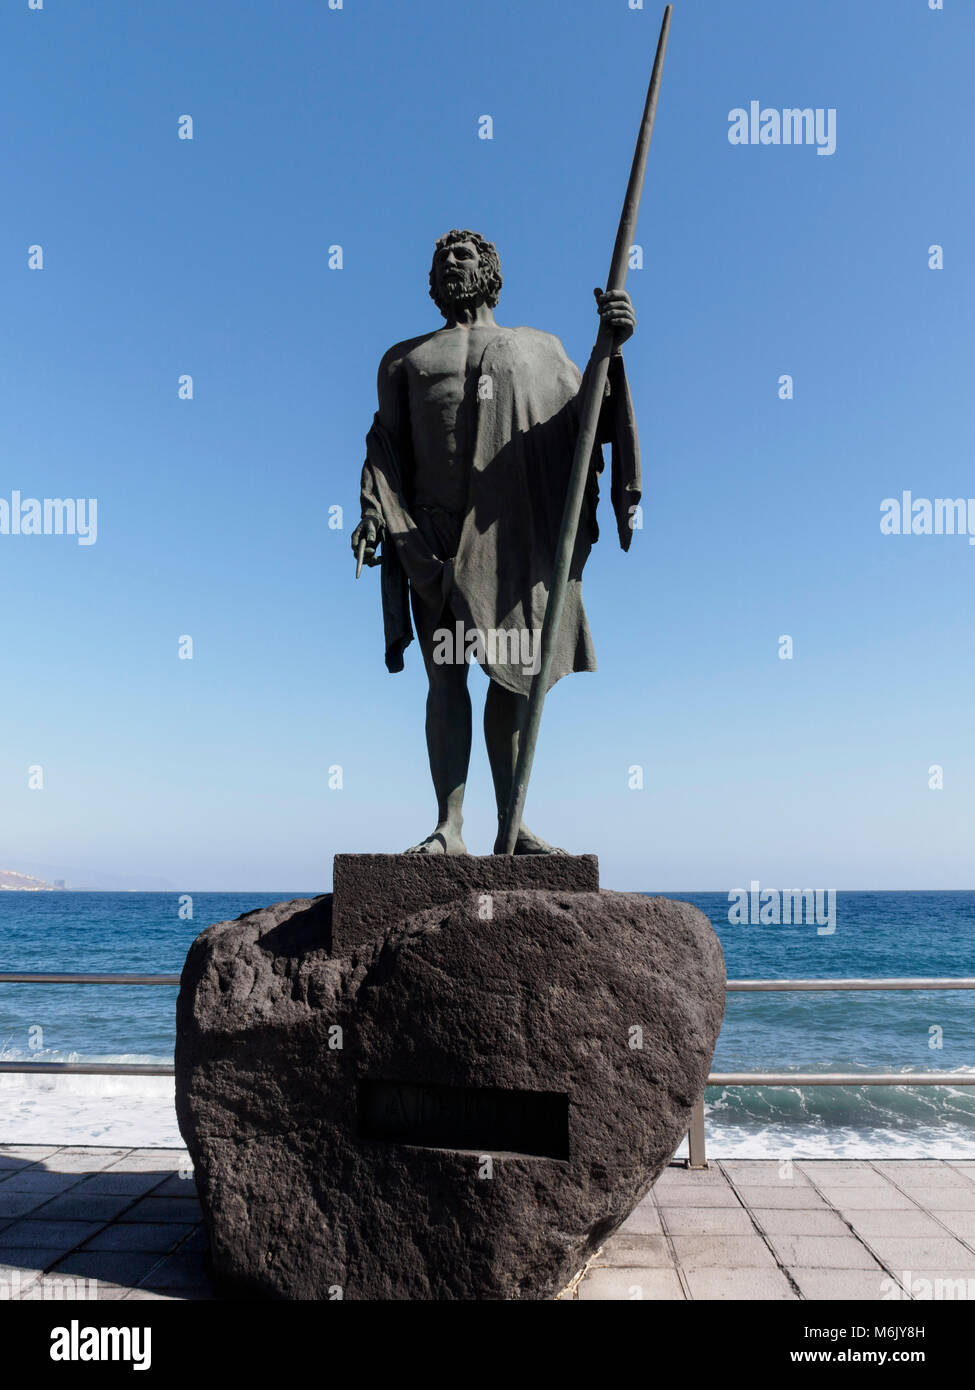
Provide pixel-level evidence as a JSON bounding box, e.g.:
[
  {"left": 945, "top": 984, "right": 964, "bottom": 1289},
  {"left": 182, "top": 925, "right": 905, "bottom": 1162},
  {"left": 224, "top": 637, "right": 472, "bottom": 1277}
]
[{"left": 429, "top": 229, "right": 503, "bottom": 318}]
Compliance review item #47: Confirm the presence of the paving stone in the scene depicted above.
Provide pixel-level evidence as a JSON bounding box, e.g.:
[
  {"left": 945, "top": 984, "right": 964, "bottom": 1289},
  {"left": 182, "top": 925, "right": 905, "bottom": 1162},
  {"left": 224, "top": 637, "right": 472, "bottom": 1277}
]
[
  {"left": 81, "top": 1223, "right": 194, "bottom": 1254},
  {"left": 150, "top": 1174, "right": 196, "bottom": 1197},
  {"left": 70, "top": 1172, "right": 168, "bottom": 1197},
  {"left": 728, "top": 1184, "right": 828, "bottom": 1210},
  {"left": 52, "top": 1252, "right": 165, "bottom": 1285},
  {"left": 43, "top": 1150, "right": 130, "bottom": 1173},
  {"left": 0, "top": 1171, "right": 83, "bottom": 1195},
  {"left": 117, "top": 1197, "right": 201, "bottom": 1224},
  {"left": 104, "top": 1150, "right": 184, "bottom": 1171},
  {"left": 875, "top": 1161, "right": 975, "bottom": 1183},
  {"left": 0, "top": 1250, "right": 62, "bottom": 1275},
  {"left": 672, "top": 1235, "right": 777, "bottom": 1269},
  {"left": 655, "top": 1164, "right": 730, "bottom": 1187},
  {"left": 617, "top": 1200, "right": 662, "bottom": 1236},
  {"left": 864, "top": 1237, "right": 975, "bottom": 1270},
  {"left": 87, "top": 1283, "right": 132, "bottom": 1301},
  {"left": 844, "top": 1208, "right": 948, "bottom": 1239},
  {"left": 801, "top": 1165, "right": 894, "bottom": 1188},
  {"left": 798, "top": 1161, "right": 882, "bottom": 1175},
  {"left": 100, "top": 1158, "right": 183, "bottom": 1175},
  {"left": 788, "top": 1267, "right": 901, "bottom": 1300},
  {"left": 578, "top": 1266, "right": 684, "bottom": 1300},
  {"left": 0, "top": 1264, "right": 45, "bottom": 1293},
  {"left": 901, "top": 1187, "right": 975, "bottom": 1211},
  {"left": 154, "top": 1285, "right": 215, "bottom": 1299},
  {"left": 121, "top": 1289, "right": 183, "bottom": 1301},
  {"left": 661, "top": 1207, "right": 756, "bottom": 1236},
  {"left": 683, "top": 1266, "right": 796, "bottom": 1299},
  {"left": 750, "top": 1208, "right": 850, "bottom": 1236},
  {"left": 2, "top": 1275, "right": 47, "bottom": 1299},
  {"left": 594, "top": 1233, "right": 672, "bottom": 1267},
  {"left": 138, "top": 1253, "right": 210, "bottom": 1289},
  {"left": 0, "top": 1192, "right": 46, "bottom": 1219},
  {"left": 832, "top": 1187, "right": 921, "bottom": 1211},
  {"left": 766, "top": 1235, "right": 882, "bottom": 1270},
  {"left": 655, "top": 1185, "right": 743, "bottom": 1208},
  {"left": 933, "top": 1212, "right": 975, "bottom": 1244},
  {"left": 0, "top": 1147, "right": 59, "bottom": 1165},
  {"left": 32, "top": 1193, "right": 136, "bottom": 1223},
  {"left": 890, "top": 1174, "right": 975, "bottom": 1197},
  {"left": 13, "top": 1272, "right": 101, "bottom": 1301},
  {"left": 812, "top": 1178, "right": 906, "bottom": 1204},
  {"left": 722, "top": 1161, "right": 811, "bottom": 1186},
  {"left": 119, "top": 1149, "right": 185, "bottom": 1162},
  {"left": 0, "top": 1220, "right": 101, "bottom": 1253}
]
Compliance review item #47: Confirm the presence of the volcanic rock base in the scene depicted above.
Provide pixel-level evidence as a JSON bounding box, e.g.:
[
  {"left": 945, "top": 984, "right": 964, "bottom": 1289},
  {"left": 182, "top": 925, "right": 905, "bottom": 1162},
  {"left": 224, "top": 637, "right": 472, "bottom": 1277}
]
[{"left": 175, "top": 856, "right": 725, "bottom": 1300}]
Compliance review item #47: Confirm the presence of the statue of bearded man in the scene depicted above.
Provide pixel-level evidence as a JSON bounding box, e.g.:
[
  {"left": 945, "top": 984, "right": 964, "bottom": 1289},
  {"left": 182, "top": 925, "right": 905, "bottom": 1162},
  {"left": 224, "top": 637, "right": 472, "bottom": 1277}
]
[{"left": 352, "top": 229, "right": 641, "bottom": 855}]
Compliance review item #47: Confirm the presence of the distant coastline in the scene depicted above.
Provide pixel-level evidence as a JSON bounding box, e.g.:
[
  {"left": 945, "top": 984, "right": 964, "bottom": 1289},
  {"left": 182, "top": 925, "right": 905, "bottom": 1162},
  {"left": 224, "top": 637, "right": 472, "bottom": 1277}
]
[{"left": 0, "top": 869, "right": 64, "bottom": 892}]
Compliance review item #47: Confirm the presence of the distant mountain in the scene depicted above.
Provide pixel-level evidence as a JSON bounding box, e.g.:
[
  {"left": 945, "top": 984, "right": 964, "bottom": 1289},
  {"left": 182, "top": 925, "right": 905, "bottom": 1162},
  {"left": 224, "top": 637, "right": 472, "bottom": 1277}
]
[
  {"left": 0, "top": 864, "right": 175, "bottom": 891},
  {"left": 0, "top": 869, "right": 58, "bottom": 892}
]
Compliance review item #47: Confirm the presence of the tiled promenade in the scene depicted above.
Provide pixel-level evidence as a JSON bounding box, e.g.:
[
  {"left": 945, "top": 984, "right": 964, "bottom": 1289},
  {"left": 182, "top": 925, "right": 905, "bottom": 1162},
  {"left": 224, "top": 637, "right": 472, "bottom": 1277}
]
[
  {"left": 0, "top": 1145, "right": 209, "bottom": 1300},
  {"left": 575, "top": 1157, "right": 975, "bottom": 1300},
  {"left": 2, "top": 1146, "right": 974, "bottom": 1300}
]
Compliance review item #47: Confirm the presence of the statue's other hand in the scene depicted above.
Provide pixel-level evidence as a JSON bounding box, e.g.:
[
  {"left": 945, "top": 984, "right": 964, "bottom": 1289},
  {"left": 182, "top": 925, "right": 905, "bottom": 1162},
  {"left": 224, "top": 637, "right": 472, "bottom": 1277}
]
[
  {"left": 351, "top": 515, "right": 382, "bottom": 568},
  {"left": 594, "top": 287, "right": 636, "bottom": 349}
]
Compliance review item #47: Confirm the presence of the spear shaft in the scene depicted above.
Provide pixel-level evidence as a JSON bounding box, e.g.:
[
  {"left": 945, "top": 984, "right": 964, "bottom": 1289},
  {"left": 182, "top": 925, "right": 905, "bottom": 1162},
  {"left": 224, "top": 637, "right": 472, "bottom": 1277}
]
[{"left": 499, "top": 3, "right": 672, "bottom": 855}]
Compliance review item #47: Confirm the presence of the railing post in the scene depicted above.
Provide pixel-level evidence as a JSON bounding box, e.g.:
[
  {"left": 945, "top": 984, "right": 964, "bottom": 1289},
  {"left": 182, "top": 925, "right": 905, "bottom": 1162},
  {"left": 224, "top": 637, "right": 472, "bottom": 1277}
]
[{"left": 686, "top": 1097, "right": 707, "bottom": 1169}]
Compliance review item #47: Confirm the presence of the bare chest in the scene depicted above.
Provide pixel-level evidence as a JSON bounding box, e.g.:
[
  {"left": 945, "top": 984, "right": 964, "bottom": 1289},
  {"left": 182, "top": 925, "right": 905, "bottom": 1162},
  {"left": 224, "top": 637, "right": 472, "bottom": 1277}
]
[{"left": 406, "top": 328, "right": 505, "bottom": 411}]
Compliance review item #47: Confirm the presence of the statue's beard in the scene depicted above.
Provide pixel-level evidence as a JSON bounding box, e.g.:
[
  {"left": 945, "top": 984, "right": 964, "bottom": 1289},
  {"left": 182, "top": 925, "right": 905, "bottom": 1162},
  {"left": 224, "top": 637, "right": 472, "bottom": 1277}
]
[{"left": 434, "top": 267, "right": 490, "bottom": 315}]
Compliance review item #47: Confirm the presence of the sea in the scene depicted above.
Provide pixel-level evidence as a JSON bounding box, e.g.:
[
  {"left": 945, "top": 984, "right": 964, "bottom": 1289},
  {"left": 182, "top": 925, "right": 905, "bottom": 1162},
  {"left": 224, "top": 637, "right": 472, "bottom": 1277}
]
[{"left": 0, "top": 890, "right": 973, "bottom": 1157}]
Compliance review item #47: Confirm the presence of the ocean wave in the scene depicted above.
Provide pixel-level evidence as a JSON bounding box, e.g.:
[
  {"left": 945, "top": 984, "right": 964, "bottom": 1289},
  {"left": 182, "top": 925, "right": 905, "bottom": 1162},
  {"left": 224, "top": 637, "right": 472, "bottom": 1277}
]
[
  {"left": 689, "top": 1076, "right": 975, "bottom": 1159},
  {"left": 0, "top": 1046, "right": 171, "bottom": 1065}
]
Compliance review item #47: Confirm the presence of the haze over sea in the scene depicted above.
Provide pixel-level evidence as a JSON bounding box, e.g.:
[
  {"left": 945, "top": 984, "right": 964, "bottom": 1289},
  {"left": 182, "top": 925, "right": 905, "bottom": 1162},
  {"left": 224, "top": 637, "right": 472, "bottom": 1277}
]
[{"left": 0, "top": 890, "right": 972, "bottom": 1156}]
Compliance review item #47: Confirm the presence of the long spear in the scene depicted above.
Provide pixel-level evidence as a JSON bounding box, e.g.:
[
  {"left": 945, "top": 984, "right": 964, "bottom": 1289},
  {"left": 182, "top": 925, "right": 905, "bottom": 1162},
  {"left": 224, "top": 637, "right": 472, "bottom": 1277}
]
[{"left": 499, "top": 3, "right": 672, "bottom": 855}]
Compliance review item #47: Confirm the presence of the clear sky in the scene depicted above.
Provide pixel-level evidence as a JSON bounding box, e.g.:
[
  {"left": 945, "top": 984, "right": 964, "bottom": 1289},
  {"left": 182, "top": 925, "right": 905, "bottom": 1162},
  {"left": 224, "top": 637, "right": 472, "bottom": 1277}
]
[{"left": 1, "top": 0, "right": 971, "bottom": 891}]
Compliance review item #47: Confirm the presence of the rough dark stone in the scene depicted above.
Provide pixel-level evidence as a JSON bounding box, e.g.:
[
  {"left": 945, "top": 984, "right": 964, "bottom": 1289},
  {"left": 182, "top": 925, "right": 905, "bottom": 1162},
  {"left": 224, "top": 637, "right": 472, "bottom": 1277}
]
[
  {"left": 332, "top": 852, "right": 598, "bottom": 952},
  {"left": 176, "top": 874, "right": 724, "bottom": 1301}
]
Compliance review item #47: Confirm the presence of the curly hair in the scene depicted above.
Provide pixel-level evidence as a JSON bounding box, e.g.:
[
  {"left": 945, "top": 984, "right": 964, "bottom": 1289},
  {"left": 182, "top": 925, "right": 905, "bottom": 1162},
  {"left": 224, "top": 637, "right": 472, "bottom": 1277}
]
[{"left": 428, "top": 229, "right": 503, "bottom": 315}]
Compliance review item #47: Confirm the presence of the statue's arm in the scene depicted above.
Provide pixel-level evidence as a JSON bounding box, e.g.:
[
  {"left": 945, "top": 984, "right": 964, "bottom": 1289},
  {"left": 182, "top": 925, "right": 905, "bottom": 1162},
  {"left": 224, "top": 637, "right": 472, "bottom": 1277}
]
[{"left": 353, "top": 349, "right": 411, "bottom": 566}]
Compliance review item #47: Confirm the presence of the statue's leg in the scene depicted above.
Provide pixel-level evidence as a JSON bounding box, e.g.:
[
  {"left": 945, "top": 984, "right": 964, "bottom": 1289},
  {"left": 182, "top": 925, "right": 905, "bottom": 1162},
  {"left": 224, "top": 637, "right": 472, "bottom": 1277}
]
[
  {"left": 404, "top": 598, "right": 471, "bottom": 855},
  {"left": 484, "top": 680, "right": 568, "bottom": 855}
]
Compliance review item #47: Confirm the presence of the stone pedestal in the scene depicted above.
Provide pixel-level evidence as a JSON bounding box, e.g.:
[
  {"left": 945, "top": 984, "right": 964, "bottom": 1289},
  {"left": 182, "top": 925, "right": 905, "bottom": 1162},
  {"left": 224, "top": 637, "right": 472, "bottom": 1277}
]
[
  {"left": 175, "top": 856, "right": 724, "bottom": 1301},
  {"left": 331, "top": 851, "right": 598, "bottom": 951}
]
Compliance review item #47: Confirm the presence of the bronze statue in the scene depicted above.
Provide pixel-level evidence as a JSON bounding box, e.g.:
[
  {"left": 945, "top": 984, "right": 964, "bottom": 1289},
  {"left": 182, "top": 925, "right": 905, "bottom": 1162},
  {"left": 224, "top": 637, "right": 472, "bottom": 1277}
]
[{"left": 352, "top": 232, "right": 641, "bottom": 854}]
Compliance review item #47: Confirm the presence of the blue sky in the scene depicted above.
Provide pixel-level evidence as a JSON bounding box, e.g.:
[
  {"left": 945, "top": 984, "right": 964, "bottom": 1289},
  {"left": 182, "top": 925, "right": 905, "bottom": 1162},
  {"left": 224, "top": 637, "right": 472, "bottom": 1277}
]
[{"left": 1, "top": 0, "right": 971, "bottom": 890}]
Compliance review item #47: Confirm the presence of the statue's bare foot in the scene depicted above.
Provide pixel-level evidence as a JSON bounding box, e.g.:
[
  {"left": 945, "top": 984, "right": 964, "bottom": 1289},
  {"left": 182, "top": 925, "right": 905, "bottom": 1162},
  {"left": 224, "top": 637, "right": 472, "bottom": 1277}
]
[
  {"left": 493, "top": 824, "right": 569, "bottom": 855},
  {"left": 404, "top": 824, "right": 468, "bottom": 855}
]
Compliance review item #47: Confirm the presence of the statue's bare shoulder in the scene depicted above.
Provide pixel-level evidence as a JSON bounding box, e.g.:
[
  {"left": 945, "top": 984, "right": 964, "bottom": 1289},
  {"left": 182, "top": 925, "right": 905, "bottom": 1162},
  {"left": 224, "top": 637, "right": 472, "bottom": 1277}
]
[
  {"left": 375, "top": 332, "right": 440, "bottom": 431},
  {"left": 378, "top": 331, "right": 441, "bottom": 384}
]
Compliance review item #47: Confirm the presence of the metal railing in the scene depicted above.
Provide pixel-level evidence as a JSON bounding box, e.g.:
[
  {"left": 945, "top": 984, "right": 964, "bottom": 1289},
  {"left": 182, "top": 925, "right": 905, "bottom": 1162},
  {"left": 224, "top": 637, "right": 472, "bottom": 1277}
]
[
  {"left": 0, "top": 974, "right": 180, "bottom": 986},
  {"left": 2, "top": 975, "right": 973, "bottom": 1168},
  {"left": 685, "top": 977, "right": 975, "bottom": 1168}
]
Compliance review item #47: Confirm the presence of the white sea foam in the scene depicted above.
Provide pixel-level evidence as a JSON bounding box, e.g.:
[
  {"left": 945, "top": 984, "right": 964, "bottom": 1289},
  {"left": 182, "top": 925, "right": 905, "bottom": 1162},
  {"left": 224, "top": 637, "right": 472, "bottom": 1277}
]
[
  {"left": 684, "top": 1122, "right": 975, "bottom": 1160},
  {"left": 0, "top": 1065, "right": 180, "bottom": 1147}
]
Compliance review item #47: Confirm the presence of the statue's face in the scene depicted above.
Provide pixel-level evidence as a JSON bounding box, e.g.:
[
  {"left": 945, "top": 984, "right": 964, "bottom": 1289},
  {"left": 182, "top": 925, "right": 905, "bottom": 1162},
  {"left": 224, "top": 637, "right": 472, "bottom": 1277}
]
[{"left": 432, "top": 239, "right": 481, "bottom": 304}]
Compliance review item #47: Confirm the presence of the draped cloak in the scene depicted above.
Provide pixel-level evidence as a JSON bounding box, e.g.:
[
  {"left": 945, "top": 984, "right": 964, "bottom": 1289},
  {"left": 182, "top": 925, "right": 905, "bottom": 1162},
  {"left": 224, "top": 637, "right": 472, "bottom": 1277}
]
[{"left": 359, "top": 326, "right": 641, "bottom": 698}]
